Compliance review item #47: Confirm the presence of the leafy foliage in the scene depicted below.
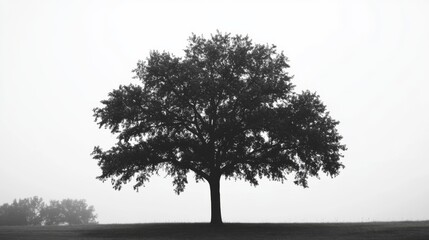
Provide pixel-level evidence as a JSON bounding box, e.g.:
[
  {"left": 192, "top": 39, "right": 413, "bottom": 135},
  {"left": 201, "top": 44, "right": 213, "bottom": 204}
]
[
  {"left": 0, "top": 197, "right": 97, "bottom": 226},
  {"left": 0, "top": 196, "right": 44, "bottom": 226},
  {"left": 93, "top": 31, "right": 346, "bottom": 194},
  {"left": 41, "top": 199, "right": 97, "bottom": 225}
]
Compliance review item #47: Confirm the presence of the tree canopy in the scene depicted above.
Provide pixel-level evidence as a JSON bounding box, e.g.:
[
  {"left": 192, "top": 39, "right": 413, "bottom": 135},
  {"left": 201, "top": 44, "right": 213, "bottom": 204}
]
[
  {"left": 41, "top": 199, "right": 97, "bottom": 225},
  {"left": 0, "top": 196, "right": 44, "bottom": 226},
  {"left": 0, "top": 197, "right": 97, "bottom": 226},
  {"left": 92, "top": 32, "right": 346, "bottom": 224}
]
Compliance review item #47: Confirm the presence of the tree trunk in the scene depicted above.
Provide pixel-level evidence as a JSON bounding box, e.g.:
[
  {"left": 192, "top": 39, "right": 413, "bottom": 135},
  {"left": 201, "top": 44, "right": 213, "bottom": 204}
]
[{"left": 209, "top": 178, "right": 223, "bottom": 224}]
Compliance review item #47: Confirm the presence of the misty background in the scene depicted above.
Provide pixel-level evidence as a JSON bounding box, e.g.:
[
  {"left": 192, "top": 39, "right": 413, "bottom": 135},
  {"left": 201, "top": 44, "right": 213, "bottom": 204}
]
[{"left": 1, "top": 0, "right": 428, "bottom": 223}]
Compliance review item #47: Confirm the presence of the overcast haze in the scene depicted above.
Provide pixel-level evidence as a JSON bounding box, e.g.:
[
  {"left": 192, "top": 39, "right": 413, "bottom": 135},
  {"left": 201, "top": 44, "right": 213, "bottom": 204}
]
[{"left": 1, "top": 0, "right": 428, "bottom": 224}]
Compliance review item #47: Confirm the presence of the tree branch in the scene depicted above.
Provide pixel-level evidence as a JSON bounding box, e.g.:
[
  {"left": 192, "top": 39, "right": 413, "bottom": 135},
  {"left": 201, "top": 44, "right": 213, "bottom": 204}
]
[{"left": 172, "top": 159, "right": 210, "bottom": 180}]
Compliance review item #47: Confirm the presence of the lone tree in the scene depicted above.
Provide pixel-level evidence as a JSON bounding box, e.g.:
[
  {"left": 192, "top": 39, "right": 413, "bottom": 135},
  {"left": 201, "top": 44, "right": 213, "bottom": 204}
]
[{"left": 92, "top": 32, "right": 346, "bottom": 224}]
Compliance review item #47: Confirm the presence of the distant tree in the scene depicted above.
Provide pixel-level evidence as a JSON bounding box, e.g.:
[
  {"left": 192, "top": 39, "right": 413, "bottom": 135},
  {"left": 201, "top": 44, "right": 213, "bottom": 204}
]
[
  {"left": 0, "top": 196, "right": 44, "bottom": 226},
  {"left": 92, "top": 32, "right": 347, "bottom": 224},
  {"left": 0, "top": 197, "right": 97, "bottom": 226},
  {"left": 40, "top": 200, "right": 63, "bottom": 225},
  {"left": 41, "top": 199, "right": 97, "bottom": 225},
  {"left": 0, "top": 203, "right": 20, "bottom": 226}
]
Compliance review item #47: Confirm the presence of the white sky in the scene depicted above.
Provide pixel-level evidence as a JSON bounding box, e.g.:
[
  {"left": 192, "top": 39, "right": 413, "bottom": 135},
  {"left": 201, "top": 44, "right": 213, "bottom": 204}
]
[{"left": 1, "top": 0, "right": 428, "bottom": 224}]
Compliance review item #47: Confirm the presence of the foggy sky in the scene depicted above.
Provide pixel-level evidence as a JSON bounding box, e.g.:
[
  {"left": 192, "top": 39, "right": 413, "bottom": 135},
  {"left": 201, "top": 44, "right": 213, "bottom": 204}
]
[{"left": 1, "top": 0, "right": 428, "bottom": 223}]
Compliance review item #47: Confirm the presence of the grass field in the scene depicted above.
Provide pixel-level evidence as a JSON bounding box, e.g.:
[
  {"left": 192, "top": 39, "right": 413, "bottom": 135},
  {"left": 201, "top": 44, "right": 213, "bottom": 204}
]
[{"left": 0, "top": 221, "right": 428, "bottom": 240}]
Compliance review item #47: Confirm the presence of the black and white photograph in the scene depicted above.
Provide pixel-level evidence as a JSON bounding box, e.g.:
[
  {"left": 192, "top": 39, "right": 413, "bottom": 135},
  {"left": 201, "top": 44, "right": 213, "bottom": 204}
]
[{"left": 1, "top": 0, "right": 428, "bottom": 239}]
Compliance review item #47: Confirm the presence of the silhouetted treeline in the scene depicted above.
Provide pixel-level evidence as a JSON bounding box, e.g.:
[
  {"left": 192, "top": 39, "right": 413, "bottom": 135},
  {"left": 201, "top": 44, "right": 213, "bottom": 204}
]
[{"left": 0, "top": 196, "right": 97, "bottom": 226}]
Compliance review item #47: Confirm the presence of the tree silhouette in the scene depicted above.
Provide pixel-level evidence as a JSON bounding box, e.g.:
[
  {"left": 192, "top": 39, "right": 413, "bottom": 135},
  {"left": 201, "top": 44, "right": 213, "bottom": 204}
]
[
  {"left": 41, "top": 199, "right": 97, "bottom": 225},
  {"left": 92, "top": 32, "right": 346, "bottom": 224},
  {"left": 0, "top": 196, "right": 45, "bottom": 226},
  {"left": 0, "top": 197, "right": 97, "bottom": 226}
]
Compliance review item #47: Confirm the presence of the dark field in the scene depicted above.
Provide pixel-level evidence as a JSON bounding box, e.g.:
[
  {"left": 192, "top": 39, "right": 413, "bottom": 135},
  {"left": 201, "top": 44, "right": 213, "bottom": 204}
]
[{"left": 1, "top": 221, "right": 428, "bottom": 240}]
